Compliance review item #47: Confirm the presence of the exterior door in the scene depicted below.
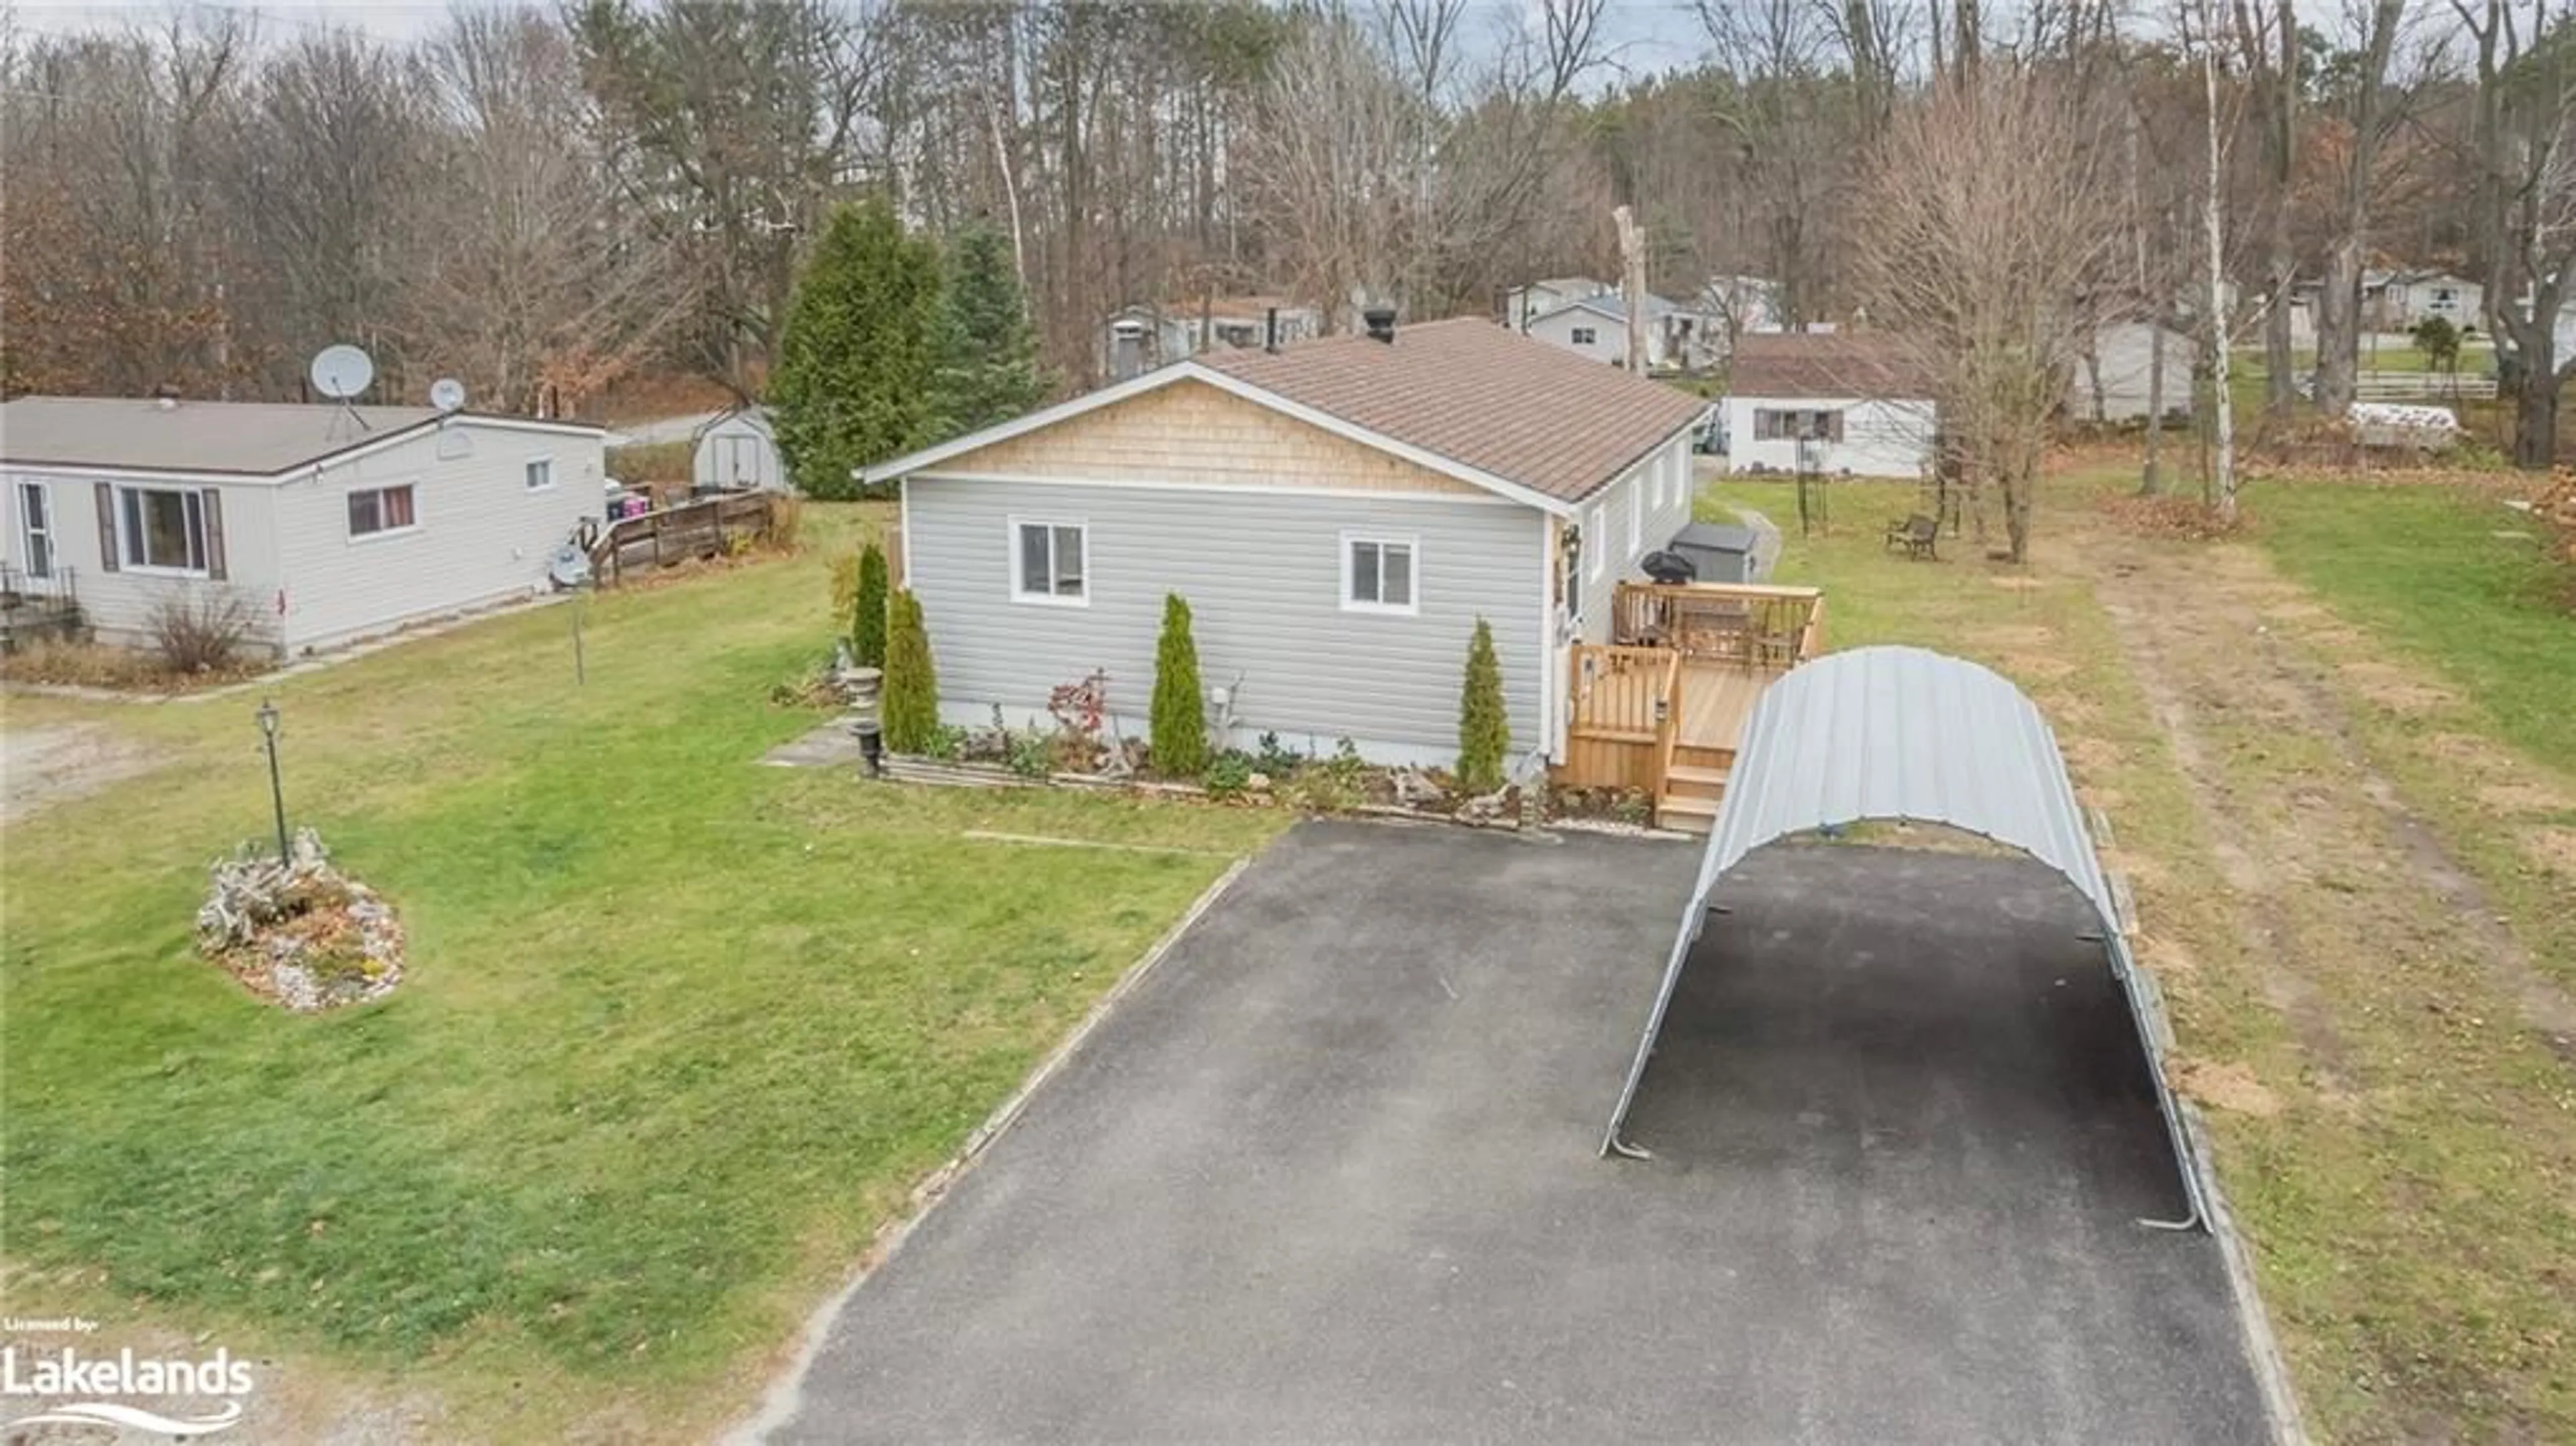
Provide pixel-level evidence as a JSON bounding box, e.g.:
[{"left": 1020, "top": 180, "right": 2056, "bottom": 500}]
[{"left": 17, "top": 481, "right": 52, "bottom": 580}]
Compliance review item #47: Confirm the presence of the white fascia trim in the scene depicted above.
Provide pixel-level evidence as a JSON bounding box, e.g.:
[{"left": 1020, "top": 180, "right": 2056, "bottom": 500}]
[
  {"left": 3, "top": 462, "right": 282, "bottom": 486},
  {"left": 857, "top": 366, "right": 1195, "bottom": 483},
  {"left": 451, "top": 413, "right": 608, "bottom": 440},
  {"left": 3, "top": 413, "right": 600, "bottom": 488},
  {"left": 912, "top": 470, "right": 1522, "bottom": 507}
]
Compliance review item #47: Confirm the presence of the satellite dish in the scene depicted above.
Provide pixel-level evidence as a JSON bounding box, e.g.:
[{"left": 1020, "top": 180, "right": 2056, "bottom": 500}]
[
  {"left": 429, "top": 377, "right": 467, "bottom": 413},
  {"left": 546, "top": 543, "right": 593, "bottom": 590},
  {"left": 309, "top": 344, "right": 375, "bottom": 401}
]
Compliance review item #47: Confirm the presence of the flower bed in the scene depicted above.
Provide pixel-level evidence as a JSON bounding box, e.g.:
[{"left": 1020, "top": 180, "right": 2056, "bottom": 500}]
[
  {"left": 195, "top": 829, "right": 405, "bottom": 1012},
  {"left": 883, "top": 713, "right": 1528, "bottom": 828}
]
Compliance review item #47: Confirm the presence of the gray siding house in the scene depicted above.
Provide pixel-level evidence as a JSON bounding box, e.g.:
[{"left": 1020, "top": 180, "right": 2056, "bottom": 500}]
[
  {"left": 1, "top": 397, "right": 605, "bottom": 656},
  {"left": 863, "top": 317, "right": 1706, "bottom": 774}
]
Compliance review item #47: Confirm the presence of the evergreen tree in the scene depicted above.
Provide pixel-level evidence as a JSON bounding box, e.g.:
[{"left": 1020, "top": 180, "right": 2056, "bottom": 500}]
[
  {"left": 852, "top": 541, "right": 890, "bottom": 667},
  {"left": 1149, "top": 593, "right": 1209, "bottom": 777},
  {"left": 880, "top": 588, "right": 941, "bottom": 754},
  {"left": 932, "top": 221, "right": 1047, "bottom": 435},
  {"left": 772, "top": 199, "right": 942, "bottom": 499},
  {"left": 1456, "top": 617, "right": 1509, "bottom": 794}
]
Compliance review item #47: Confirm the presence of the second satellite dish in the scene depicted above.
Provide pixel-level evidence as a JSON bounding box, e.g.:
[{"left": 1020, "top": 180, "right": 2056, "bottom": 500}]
[
  {"left": 429, "top": 377, "right": 467, "bottom": 413},
  {"left": 309, "top": 344, "right": 375, "bottom": 401}
]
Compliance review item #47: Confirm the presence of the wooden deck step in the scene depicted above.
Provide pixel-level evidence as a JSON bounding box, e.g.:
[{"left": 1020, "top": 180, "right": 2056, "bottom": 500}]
[
  {"left": 1665, "top": 763, "right": 1729, "bottom": 794},
  {"left": 1655, "top": 792, "right": 1720, "bottom": 834}
]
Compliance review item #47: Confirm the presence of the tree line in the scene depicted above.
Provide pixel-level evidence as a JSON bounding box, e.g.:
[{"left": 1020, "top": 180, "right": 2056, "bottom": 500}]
[{"left": 5, "top": 3, "right": 2573, "bottom": 472}]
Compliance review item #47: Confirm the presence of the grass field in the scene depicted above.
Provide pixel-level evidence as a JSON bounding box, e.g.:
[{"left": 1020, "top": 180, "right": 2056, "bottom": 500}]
[
  {"left": 0, "top": 505, "right": 1283, "bottom": 1439},
  {"left": 1705, "top": 465, "right": 2576, "bottom": 1442}
]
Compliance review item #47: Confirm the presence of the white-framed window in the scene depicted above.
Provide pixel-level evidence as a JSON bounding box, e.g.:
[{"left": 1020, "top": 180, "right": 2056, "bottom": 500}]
[
  {"left": 17, "top": 481, "right": 53, "bottom": 578},
  {"left": 1587, "top": 505, "right": 1605, "bottom": 580},
  {"left": 116, "top": 485, "right": 212, "bottom": 573},
  {"left": 525, "top": 457, "right": 555, "bottom": 491},
  {"left": 1650, "top": 454, "right": 1667, "bottom": 510},
  {"left": 1571, "top": 326, "right": 1597, "bottom": 346},
  {"left": 1341, "top": 533, "right": 1418, "bottom": 615},
  {"left": 347, "top": 484, "right": 418, "bottom": 539},
  {"left": 1010, "top": 517, "right": 1088, "bottom": 605},
  {"left": 1628, "top": 480, "right": 1644, "bottom": 556}
]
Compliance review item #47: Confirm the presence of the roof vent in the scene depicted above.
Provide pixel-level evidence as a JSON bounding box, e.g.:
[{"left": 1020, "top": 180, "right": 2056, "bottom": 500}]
[
  {"left": 153, "top": 383, "right": 180, "bottom": 411},
  {"left": 1362, "top": 306, "right": 1397, "bottom": 344}
]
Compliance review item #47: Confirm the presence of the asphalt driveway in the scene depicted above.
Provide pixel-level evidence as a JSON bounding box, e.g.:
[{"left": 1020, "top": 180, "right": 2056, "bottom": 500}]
[{"left": 756, "top": 821, "right": 2266, "bottom": 1444}]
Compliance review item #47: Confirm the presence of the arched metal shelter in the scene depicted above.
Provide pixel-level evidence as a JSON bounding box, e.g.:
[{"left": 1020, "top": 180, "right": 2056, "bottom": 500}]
[{"left": 1601, "top": 644, "right": 2206, "bottom": 1231}]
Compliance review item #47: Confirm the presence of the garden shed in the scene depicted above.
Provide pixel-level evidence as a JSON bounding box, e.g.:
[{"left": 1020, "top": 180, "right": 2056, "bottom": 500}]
[
  {"left": 693, "top": 407, "right": 788, "bottom": 493},
  {"left": 1601, "top": 644, "right": 2206, "bottom": 1230}
]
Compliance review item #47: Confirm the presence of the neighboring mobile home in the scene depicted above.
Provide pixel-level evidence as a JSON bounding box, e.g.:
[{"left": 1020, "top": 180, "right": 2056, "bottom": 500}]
[
  {"left": 692, "top": 406, "right": 788, "bottom": 492},
  {"left": 1521, "top": 292, "right": 1704, "bottom": 371},
  {"left": 1502, "top": 276, "right": 1611, "bottom": 331},
  {"left": 0, "top": 396, "right": 606, "bottom": 656},
  {"left": 2071, "top": 320, "right": 2196, "bottom": 423},
  {"left": 1721, "top": 333, "right": 1935, "bottom": 478},
  {"left": 861, "top": 316, "right": 1708, "bottom": 775},
  {"left": 1101, "top": 297, "right": 1324, "bottom": 382}
]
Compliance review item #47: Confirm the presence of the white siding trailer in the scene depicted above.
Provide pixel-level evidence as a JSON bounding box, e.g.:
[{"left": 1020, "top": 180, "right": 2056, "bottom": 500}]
[{"left": 1, "top": 397, "right": 605, "bottom": 657}]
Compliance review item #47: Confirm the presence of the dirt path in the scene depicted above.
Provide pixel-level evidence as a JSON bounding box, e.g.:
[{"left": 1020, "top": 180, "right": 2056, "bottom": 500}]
[
  {"left": 2080, "top": 537, "right": 2576, "bottom": 1059},
  {"left": 0, "top": 723, "right": 157, "bottom": 825},
  {"left": 2064, "top": 523, "right": 2576, "bottom": 1439}
]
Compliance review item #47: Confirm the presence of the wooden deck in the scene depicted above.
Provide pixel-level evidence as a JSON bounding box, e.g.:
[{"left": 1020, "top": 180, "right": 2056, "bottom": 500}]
[
  {"left": 1677, "top": 661, "right": 1772, "bottom": 752},
  {"left": 1555, "top": 582, "right": 1825, "bottom": 832}
]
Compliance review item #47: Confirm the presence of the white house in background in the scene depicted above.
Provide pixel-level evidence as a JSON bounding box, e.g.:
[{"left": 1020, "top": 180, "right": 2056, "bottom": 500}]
[
  {"left": 2071, "top": 320, "right": 2197, "bottom": 422},
  {"left": 0, "top": 396, "right": 605, "bottom": 656},
  {"left": 1721, "top": 333, "right": 1935, "bottom": 478},
  {"left": 1522, "top": 292, "right": 1703, "bottom": 370},
  {"left": 2370, "top": 270, "right": 2485, "bottom": 331},
  {"left": 1503, "top": 276, "right": 1611, "bottom": 331},
  {"left": 692, "top": 405, "right": 788, "bottom": 491},
  {"left": 1697, "top": 275, "right": 1785, "bottom": 356},
  {"left": 1101, "top": 296, "right": 1324, "bottom": 381}
]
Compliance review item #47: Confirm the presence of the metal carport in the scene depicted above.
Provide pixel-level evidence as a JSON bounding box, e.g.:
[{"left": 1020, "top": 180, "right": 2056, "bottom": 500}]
[{"left": 1602, "top": 644, "right": 2206, "bottom": 1231}]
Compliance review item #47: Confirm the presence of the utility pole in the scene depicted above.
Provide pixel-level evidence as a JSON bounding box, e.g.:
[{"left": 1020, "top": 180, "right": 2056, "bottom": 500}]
[{"left": 1614, "top": 204, "right": 1648, "bottom": 373}]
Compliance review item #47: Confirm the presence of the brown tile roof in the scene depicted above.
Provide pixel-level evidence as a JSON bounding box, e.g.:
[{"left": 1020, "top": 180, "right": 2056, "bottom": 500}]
[
  {"left": 1196, "top": 317, "right": 1707, "bottom": 503},
  {"left": 1727, "top": 332, "right": 1935, "bottom": 400}
]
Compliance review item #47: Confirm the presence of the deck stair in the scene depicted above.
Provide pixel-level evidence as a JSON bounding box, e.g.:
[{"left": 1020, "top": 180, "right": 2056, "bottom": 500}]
[{"left": 1656, "top": 762, "right": 1729, "bottom": 834}]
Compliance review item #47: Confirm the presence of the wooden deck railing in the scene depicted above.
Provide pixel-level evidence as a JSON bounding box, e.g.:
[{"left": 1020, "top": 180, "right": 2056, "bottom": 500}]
[
  {"left": 1612, "top": 581, "right": 1825, "bottom": 669},
  {"left": 587, "top": 491, "right": 777, "bottom": 586}
]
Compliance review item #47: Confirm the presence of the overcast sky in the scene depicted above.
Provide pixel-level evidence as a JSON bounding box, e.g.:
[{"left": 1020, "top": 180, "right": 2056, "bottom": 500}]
[{"left": 11, "top": 0, "right": 1711, "bottom": 74}]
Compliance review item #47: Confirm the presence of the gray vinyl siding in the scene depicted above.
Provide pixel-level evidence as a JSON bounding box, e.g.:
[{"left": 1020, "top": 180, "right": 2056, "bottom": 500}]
[
  {"left": 1571, "top": 430, "right": 1696, "bottom": 644},
  {"left": 906, "top": 477, "right": 1545, "bottom": 758}
]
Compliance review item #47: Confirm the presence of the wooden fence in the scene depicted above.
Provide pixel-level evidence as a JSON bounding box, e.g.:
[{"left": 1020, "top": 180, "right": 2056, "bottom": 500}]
[
  {"left": 2347, "top": 372, "right": 2498, "bottom": 402},
  {"left": 588, "top": 491, "right": 777, "bottom": 586}
]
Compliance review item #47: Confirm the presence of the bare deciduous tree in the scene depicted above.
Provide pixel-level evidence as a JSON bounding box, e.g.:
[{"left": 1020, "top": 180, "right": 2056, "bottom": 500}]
[{"left": 1853, "top": 70, "right": 2121, "bottom": 561}]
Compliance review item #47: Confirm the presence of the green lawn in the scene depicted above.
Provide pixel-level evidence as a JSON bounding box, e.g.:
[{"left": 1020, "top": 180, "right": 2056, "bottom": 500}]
[
  {"left": 2249, "top": 480, "right": 2576, "bottom": 774},
  {"left": 1704, "top": 466, "right": 2576, "bottom": 1441},
  {"left": 0, "top": 506, "right": 1283, "bottom": 1439}
]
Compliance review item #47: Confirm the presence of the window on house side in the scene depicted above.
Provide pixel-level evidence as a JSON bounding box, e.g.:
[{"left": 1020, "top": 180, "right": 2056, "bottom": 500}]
[
  {"left": 1571, "top": 326, "right": 1597, "bottom": 345},
  {"left": 1013, "top": 520, "right": 1087, "bottom": 603},
  {"left": 1628, "top": 481, "right": 1643, "bottom": 556},
  {"left": 18, "top": 482, "right": 52, "bottom": 578},
  {"left": 117, "top": 486, "right": 209, "bottom": 572},
  {"left": 525, "top": 458, "right": 555, "bottom": 491},
  {"left": 1344, "top": 535, "right": 1417, "bottom": 613},
  {"left": 347, "top": 484, "right": 418, "bottom": 538}
]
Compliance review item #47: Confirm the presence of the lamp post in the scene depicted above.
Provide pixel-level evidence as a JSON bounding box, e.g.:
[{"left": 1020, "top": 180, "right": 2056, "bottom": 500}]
[{"left": 256, "top": 697, "right": 290, "bottom": 862}]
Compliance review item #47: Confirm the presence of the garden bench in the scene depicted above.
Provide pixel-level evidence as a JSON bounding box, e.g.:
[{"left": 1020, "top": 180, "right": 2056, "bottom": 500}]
[{"left": 1884, "top": 513, "right": 1939, "bottom": 560}]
